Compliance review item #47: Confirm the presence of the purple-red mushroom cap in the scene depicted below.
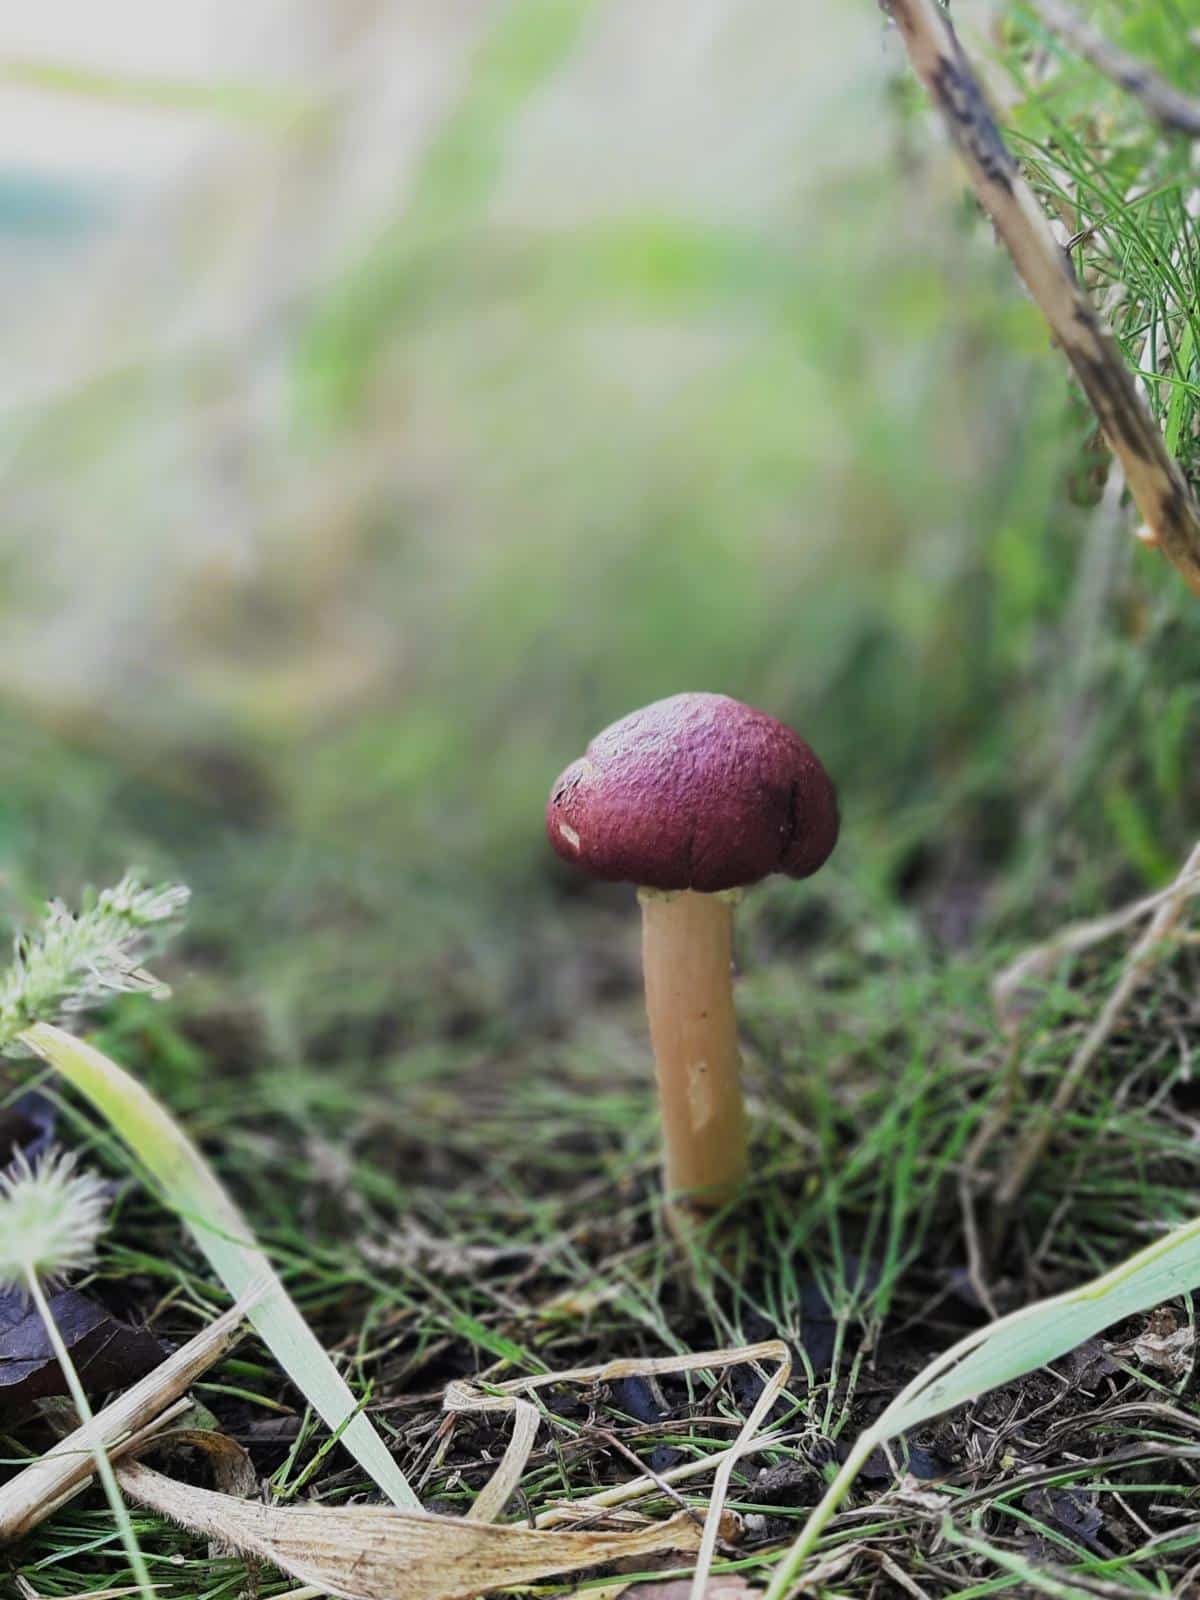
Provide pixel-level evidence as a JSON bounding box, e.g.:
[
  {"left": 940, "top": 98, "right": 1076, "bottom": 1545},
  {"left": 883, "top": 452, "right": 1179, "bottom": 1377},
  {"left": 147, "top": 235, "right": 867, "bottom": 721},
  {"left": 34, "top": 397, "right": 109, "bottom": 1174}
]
[{"left": 546, "top": 692, "right": 839, "bottom": 894}]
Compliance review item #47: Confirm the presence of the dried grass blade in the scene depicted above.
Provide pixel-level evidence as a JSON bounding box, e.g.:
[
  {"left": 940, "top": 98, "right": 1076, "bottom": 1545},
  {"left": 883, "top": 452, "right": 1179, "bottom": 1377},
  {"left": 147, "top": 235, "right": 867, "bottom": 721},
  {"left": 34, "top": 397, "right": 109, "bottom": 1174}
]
[
  {"left": 993, "top": 845, "right": 1200, "bottom": 1030},
  {"left": 117, "top": 1460, "right": 706, "bottom": 1600},
  {"left": 443, "top": 1390, "right": 540, "bottom": 1524},
  {"left": 450, "top": 1338, "right": 790, "bottom": 1598},
  {"left": 996, "top": 842, "right": 1200, "bottom": 1207},
  {"left": 686, "top": 1341, "right": 791, "bottom": 1600},
  {"left": 450, "top": 1339, "right": 789, "bottom": 1539}
]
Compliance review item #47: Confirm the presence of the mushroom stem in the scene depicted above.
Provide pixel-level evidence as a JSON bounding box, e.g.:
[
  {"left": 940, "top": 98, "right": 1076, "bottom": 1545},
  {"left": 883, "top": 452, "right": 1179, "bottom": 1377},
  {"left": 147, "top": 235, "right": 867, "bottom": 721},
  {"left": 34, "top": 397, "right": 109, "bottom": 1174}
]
[{"left": 638, "top": 889, "right": 747, "bottom": 1206}]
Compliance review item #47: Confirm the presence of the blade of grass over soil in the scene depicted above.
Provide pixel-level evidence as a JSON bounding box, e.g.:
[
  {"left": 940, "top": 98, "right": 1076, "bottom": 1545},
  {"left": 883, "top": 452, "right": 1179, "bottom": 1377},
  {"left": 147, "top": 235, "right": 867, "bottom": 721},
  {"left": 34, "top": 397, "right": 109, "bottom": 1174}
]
[
  {"left": 765, "top": 1210, "right": 1200, "bottom": 1596},
  {"left": 21, "top": 1021, "right": 421, "bottom": 1512}
]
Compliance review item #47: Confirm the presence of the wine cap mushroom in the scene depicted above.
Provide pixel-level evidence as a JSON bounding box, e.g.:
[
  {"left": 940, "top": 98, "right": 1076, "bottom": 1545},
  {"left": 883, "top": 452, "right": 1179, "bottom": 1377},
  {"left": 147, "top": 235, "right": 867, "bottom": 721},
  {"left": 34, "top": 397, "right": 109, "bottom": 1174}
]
[
  {"left": 546, "top": 693, "right": 838, "bottom": 1209},
  {"left": 546, "top": 692, "right": 838, "bottom": 893}
]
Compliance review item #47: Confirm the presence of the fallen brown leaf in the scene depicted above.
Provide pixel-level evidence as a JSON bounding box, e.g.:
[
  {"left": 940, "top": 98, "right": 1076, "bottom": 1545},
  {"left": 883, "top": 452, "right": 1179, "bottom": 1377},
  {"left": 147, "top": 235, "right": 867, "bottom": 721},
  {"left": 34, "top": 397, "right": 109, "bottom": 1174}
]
[{"left": 0, "top": 1287, "right": 166, "bottom": 1423}]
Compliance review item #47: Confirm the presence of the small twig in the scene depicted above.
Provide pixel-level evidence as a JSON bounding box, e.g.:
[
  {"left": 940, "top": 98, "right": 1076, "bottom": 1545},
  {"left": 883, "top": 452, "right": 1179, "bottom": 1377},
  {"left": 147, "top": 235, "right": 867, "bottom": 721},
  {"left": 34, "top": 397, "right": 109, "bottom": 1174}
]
[
  {"left": 874, "top": 1548, "right": 937, "bottom": 1600},
  {"left": 592, "top": 1429, "right": 704, "bottom": 1528},
  {"left": 994, "top": 842, "right": 1200, "bottom": 1214},
  {"left": 1031, "top": 0, "right": 1200, "bottom": 139},
  {"left": 533, "top": 1425, "right": 789, "bottom": 1529},
  {"left": 885, "top": 0, "right": 1200, "bottom": 594}
]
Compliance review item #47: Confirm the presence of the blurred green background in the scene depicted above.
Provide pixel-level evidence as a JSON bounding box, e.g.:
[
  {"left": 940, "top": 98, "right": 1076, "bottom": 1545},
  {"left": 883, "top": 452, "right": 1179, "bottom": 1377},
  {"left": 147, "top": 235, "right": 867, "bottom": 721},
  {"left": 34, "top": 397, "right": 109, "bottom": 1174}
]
[{"left": 2, "top": 0, "right": 1197, "bottom": 1062}]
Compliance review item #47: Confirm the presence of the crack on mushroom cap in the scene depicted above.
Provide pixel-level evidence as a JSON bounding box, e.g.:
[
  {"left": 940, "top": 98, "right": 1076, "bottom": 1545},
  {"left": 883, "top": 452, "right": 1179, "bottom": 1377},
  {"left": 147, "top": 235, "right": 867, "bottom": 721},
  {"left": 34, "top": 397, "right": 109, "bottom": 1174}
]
[{"left": 545, "top": 693, "right": 839, "bottom": 893}]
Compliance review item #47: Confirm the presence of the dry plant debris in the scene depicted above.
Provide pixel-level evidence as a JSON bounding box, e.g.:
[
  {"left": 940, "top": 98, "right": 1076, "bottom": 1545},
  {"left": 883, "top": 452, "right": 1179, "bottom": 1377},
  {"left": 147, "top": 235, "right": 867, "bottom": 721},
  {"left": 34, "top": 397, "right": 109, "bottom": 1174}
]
[
  {"left": 116, "top": 1461, "right": 708, "bottom": 1600},
  {"left": 0, "top": 1297, "right": 251, "bottom": 1541},
  {"left": 995, "top": 841, "right": 1200, "bottom": 1208}
]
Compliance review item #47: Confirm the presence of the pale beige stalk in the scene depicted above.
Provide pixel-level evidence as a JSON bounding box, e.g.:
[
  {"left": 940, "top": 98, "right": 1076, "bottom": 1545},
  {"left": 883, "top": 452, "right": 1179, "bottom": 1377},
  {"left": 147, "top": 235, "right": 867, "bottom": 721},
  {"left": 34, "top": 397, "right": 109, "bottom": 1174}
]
[
  {"left": 639, "top": 889, "right": 747, "bottom": 1205},
  {"left": 887, "top": 0, "right": 1200, "bottom": 595}
]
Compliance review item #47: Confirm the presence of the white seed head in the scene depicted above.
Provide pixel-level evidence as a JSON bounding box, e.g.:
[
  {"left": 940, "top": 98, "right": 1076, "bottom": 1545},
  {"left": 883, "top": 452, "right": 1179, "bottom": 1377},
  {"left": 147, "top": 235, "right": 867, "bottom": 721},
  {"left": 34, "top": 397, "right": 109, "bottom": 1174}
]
[{"left": 0, "top": 1148, "right": 111, "bottom": 1289}]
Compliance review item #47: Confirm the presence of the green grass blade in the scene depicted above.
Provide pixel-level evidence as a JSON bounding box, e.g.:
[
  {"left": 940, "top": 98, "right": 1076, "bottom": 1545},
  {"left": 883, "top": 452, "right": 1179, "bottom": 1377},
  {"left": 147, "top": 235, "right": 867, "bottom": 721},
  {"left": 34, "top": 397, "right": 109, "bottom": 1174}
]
[
  {"left": 765, "top": 1214, "right": 1200, "bottom": 1597},
  {"left": 23, "top": 1021, "right": 421, "bottom": 1512},
  {"left": 879, "top": 1214, "right": 1200, "bottom": 1436}
]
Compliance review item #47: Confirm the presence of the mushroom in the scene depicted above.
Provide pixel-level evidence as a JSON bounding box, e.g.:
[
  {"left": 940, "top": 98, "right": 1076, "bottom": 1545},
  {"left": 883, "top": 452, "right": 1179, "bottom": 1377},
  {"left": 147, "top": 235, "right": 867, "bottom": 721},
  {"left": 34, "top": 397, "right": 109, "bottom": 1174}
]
[{"left": 546, "top": 692, "right": 838, "bottom": 1208}]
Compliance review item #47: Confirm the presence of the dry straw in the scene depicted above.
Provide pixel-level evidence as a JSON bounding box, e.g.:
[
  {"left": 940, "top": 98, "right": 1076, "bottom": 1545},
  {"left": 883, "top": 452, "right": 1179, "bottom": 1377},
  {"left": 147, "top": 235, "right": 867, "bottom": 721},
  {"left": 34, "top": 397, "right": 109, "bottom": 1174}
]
[{"left": 885, "top": 0, "right": 1200, "bottom": 592}]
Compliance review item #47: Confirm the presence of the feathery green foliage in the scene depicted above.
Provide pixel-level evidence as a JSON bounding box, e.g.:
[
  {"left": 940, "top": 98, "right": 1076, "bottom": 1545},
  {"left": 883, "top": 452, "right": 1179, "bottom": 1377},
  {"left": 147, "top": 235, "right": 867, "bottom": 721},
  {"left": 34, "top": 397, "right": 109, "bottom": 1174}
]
[{"left": 0, "top": 877, "right": 189, "bottom": 1052}]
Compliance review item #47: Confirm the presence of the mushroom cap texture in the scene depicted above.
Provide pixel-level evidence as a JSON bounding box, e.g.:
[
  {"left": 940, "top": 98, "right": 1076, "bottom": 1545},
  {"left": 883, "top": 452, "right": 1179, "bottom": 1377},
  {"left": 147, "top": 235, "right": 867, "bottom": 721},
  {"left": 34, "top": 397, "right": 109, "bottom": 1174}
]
[{"left": 546, "top": 692, "right": 839, "bottom": 893}]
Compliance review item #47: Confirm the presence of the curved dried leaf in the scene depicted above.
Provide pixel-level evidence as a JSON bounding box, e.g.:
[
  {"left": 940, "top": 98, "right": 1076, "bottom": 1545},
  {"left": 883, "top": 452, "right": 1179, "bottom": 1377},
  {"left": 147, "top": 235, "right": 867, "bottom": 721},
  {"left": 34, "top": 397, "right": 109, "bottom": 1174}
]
[{"left": 119, "top": 1461, "right": 705, "bottom": 1600}]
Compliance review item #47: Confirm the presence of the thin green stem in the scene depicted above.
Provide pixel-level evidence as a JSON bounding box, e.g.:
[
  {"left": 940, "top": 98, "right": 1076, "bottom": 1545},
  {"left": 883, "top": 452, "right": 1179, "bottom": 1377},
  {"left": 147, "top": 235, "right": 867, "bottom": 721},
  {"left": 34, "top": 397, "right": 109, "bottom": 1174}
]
[
  {"left": 25, "top": 1267, "right": 155, "bottom": 1600},
  {"left": 762, "top": 1431, "right": 878, "bottom": 1600}
]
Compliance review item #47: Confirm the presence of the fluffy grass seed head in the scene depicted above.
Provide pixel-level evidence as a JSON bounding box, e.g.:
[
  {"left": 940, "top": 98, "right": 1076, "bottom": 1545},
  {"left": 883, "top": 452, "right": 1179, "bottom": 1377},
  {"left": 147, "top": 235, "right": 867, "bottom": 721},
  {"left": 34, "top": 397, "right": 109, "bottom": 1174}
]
[
  {"left": 0, "top": 874, "right": 191, "bottom": 1052},
  {"left": 0, "top": 1148, "right": 111, "bottom": 1289}
]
